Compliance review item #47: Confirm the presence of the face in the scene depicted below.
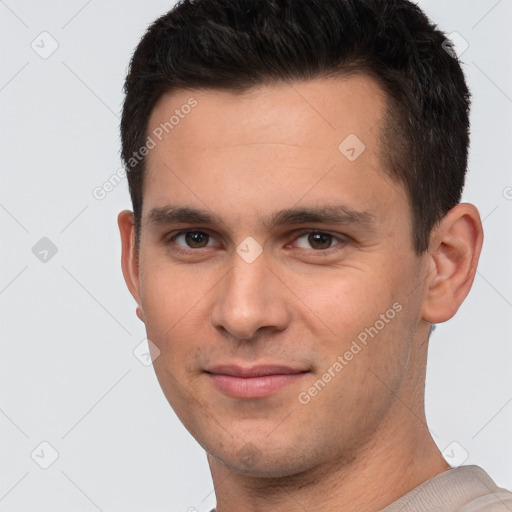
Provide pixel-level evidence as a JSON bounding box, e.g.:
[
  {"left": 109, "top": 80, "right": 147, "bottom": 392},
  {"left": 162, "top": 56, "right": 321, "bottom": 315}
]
[{"left": 121, "top": 76, "right": 433, "bottom": 478}]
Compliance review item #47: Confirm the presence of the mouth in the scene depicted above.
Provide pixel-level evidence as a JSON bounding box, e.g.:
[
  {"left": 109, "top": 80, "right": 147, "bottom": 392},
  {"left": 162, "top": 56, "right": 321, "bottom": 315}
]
[{"left": 205, "top": 364, "right": 310, "bottom": 399}]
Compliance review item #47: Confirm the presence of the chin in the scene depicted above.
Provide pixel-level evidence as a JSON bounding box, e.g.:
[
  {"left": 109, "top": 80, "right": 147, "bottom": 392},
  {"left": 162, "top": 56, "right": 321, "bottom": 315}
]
[{"left": 206, "top": 439, "right": 320, "bottom": 479}]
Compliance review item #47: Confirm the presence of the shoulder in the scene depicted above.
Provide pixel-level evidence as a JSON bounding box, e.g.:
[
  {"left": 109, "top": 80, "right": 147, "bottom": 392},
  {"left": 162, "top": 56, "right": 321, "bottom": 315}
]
[
  {"left": 382, "top": 465, "right": 512, "bottom": 512},
  {"left": 453, "top": 465, "right": 512, "bottom": 511},
  {"left": 457, "top": 490, "right": 512, "bottom": 511}
]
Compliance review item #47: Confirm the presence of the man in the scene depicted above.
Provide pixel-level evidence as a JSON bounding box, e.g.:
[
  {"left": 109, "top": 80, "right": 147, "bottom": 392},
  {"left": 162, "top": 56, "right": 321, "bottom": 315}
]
[{"left": 118, "top": 0, "right": 512, "bottom": 510}]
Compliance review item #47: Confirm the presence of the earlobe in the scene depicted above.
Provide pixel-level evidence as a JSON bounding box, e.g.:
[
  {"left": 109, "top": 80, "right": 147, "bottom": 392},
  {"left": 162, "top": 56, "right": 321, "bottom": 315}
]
[
  {"left": 421, "top": 203, "right": 483, "bottom": 324},
  {"left": 118, "top": 210, "right": 145, "bottom": 324}
]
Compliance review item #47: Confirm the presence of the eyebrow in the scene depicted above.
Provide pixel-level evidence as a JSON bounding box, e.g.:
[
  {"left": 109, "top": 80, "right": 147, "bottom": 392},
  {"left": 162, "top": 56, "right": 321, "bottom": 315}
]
[{"left": 146, "top": 204, "right": 376, "bottom": 232}]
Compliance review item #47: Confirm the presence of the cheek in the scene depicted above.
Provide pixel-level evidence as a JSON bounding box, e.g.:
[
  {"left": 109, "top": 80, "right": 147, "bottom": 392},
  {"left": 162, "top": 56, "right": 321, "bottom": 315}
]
[
  {"left": 294, "top": 266, "right": 397, "bottom": 335},
  {"left": 138, "top": 257, "right": 213, "bottom": 338},
  {"left": 138, "top": 280, "right": 203, "bottom": 401},
  {"left": 296, "top": 266, "right": 414, "bottom": 385},
  {"left": 297, "top": 296, "right": 414, "bottom": 438}
]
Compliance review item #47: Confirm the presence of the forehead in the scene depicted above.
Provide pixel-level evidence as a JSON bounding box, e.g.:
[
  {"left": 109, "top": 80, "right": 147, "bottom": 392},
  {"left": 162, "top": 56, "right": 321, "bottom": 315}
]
[
  {"left": 147, "top": 74, "right": 386, "bottom": 153},
  {"left": 142, "top": 75, "right": 409, "bottom": 235}
]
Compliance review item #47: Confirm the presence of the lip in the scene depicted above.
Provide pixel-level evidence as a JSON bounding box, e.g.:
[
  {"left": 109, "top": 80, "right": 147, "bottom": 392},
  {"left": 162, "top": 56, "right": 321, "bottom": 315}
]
[{"left": 205, "top": 364, "right": 309, "bottom": 399}]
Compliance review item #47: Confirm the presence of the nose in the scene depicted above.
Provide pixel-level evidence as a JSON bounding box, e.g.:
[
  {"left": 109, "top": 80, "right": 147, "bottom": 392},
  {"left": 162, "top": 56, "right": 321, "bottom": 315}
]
[{"left": 210, "top": 247, "right": 292, "bottom": 341}]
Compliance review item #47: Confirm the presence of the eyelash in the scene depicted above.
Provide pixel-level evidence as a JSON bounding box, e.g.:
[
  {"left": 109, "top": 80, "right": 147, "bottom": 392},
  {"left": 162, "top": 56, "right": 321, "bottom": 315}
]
[{"left": 165, "top": 229, "right": 347, "bottom": 255}]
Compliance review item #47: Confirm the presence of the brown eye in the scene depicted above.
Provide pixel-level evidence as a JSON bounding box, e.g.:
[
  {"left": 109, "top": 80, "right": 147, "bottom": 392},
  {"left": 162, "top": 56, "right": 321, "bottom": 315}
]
[
  {"left": 294, "top": 231, "right": 345, "bottom": 251},
  {"left": 308, "top": 232, "right": 333, "bottom": 250},
  {"left": 185, "top": 231, "right": 209, "bottom": 248},
  {"left": 173, "top": 231, "right": 211, "bottom": 248}
]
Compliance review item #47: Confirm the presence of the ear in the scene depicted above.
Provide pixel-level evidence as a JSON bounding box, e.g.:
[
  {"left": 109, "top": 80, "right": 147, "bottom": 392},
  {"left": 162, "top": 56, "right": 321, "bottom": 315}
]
[
  {"left": 118, "top": 210, "right": 145, "bottom": 323},
  {"left": 421, "top": 203, "right": 484, "bottom": 324}
]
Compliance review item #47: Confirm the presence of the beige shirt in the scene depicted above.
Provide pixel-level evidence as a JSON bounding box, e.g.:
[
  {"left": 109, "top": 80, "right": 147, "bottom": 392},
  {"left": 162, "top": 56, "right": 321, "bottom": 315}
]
[
  {"left": 209, "top": 465, "right": 512, "bottom": 511},
  {"left": 381, "top": 465, "right": 512, "bottom": 511}
]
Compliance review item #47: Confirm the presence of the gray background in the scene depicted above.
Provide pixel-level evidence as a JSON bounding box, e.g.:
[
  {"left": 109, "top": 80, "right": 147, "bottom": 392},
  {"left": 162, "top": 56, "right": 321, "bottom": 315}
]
[{"left": 0, "top": 1, "right": 511, "bottom": 511}]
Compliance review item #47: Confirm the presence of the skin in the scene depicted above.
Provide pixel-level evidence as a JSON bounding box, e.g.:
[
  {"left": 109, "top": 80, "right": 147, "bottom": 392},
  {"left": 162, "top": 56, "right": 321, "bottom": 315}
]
[{"left": 118, "top": 75, "right": 483, "bottom": 512}]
